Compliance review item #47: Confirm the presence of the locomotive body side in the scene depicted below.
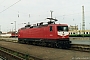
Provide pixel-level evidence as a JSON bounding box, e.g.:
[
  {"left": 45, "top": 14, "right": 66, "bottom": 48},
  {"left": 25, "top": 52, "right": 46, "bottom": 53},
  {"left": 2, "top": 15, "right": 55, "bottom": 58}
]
[{"left": 18, "top": 24, "right": 57, "bottom": 40}]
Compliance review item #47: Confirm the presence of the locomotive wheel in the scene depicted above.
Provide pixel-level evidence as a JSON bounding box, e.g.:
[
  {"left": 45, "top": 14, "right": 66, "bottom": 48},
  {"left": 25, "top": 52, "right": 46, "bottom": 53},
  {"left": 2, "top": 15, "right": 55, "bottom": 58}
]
[
  {"left": 50, "top": 43, "right": 56, "bottom": 48},
  {"left": 56, "top": 43, "right": 62, "bottom": 48}
]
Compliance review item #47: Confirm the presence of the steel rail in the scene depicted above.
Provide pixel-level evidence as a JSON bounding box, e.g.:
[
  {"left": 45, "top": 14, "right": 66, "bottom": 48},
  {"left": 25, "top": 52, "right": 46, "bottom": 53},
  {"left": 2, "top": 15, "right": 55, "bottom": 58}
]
[{"left": 0, "top": 46, "right": 42, "bottom": 60}]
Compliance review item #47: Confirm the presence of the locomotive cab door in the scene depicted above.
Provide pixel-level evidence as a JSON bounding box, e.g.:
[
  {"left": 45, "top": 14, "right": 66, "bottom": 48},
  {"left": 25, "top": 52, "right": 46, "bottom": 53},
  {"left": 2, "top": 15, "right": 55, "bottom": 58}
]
[
  {"left": 49, "top": 26, "right": 55, "bottom": 38},
  {"left": 45, "top": 26, "right": 56, "bottom": 39},
  {"left": 49, "top": 26, "right": 53, "bottom": 36}
]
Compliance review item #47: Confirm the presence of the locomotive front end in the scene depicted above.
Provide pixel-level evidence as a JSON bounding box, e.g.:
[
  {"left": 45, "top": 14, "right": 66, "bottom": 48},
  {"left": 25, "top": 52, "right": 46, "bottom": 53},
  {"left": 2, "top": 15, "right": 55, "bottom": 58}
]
[
  {"left": 57, "top": 26, "right": 69, "bottom": 39},
  {"left": 56, "top": 25, "right": 71, "bottom": 48}
]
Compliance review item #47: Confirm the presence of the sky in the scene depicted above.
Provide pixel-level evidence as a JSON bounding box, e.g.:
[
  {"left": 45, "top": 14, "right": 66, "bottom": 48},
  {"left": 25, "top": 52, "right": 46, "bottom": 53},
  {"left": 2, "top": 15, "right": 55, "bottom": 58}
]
[{"left": 0, "top": 0, "right": 90, "bottom": 32}]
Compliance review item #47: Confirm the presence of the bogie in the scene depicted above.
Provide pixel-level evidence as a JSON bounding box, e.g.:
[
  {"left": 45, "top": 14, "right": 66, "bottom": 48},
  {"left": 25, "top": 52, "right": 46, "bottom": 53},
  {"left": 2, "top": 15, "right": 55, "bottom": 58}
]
[{"left": 18, "top": 38, "right": 71, "bottom": 49}]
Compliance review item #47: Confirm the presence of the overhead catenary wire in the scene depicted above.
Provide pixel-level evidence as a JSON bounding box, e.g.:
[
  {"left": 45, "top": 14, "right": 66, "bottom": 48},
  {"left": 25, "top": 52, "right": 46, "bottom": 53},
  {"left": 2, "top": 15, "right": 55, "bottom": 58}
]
[{"left": 0, "top": 0, "right": 21, "bottom": 13}]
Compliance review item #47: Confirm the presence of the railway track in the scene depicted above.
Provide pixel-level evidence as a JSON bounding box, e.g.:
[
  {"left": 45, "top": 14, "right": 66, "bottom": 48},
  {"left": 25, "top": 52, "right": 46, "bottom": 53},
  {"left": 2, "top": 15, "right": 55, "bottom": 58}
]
[
  {"left": 70, "top": 44, "right": 90, "bottom": 52},
  {"left": 0, "top": 46, "right": 36, "bottom": 60},
  {"left": 0, "top": 38, "right": 18, "bottom": 43},
  {"left": 0, "top": 38, "right": 90, "bottom": 52},
  {"left": 0, "top": 38, "right": 90, "bottom": 60},
  {"left": 0, "top": 38, "right": 42, "bottom": 60},
  {"left": 0, "top": 46, "right": 42, "bottom": 60}
]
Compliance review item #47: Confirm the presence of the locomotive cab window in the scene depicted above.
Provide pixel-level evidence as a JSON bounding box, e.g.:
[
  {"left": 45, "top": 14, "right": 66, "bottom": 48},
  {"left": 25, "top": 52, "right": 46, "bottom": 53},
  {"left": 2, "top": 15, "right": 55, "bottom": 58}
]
[
  {"left": 57, "top": 26, "right": 68, "bottom": 31},
  {"left": 50, "top": 26, "right": 53, "bottom": 31}
]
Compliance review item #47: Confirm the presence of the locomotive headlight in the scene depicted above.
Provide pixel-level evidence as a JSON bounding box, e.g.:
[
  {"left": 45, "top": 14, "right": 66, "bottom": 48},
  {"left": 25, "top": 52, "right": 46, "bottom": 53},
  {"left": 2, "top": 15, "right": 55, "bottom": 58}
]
[
  {"left": 57, "top": 32, "right": 61, "bottom": 35},
  {"left": 57, "top": 32, "right": 64, "bottom": 36}
]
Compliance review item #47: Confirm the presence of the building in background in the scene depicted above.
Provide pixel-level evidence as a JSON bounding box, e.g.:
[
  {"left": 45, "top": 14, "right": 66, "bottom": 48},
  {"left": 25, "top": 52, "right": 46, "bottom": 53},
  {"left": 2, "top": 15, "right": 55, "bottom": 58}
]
[
  {"left": 0, "top": 31, "right": 18, "bottom": 38},
  {"left": 69, "top": 25, "right": 90, "bottom": 35},
  {"left": 69, "top": 25, "right": 78, "bottom": 31}
]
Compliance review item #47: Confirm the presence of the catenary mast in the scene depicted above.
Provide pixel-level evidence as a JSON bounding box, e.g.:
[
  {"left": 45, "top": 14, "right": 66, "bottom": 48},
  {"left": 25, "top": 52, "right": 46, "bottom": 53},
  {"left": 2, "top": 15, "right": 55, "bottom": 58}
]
[{"left": 82, "top": 6, "right": 85, "bottom": 34}]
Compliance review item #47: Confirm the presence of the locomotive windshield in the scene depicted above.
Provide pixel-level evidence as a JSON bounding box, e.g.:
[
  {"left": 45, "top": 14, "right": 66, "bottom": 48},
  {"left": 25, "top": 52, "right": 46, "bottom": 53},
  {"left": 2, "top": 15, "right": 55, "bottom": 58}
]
[{"left": 57, "top": 26, "right": 68, "bottom": 31}]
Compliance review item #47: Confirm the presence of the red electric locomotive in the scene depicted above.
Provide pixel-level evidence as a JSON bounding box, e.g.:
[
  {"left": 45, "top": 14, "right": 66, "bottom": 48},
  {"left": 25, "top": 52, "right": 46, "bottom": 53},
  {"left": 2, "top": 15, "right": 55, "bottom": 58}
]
[{"left": 18, "top": 12, "right": 71, "bottom": 48}]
